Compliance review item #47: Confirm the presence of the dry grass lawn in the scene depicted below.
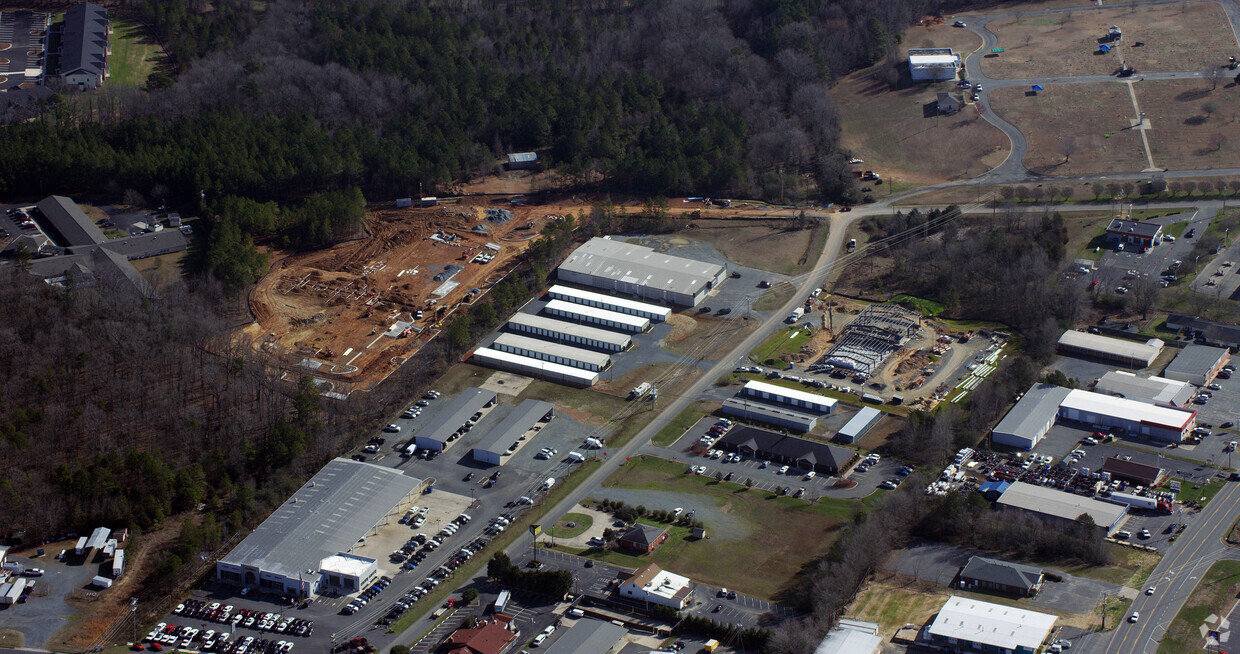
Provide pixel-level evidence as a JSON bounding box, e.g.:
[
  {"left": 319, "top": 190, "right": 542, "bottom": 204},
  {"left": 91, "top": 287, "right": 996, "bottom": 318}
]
[
  {"left": 675, "top": 221, "right": 819, "bottom": 275},
  {"left": 1137, "top": 79, "right": 1240, "bottom": 170},
  {"left": 983, "top": 3, "right": 1238, "bottom": 79},
  {"left": 989, "top": 82, "right": 1147, "bottom": 174},
  {"left": 905, "top": 20, "right": 985, "bottom": 56},
  {"left": 835, "top": 71, "right": 1007, "bottom": 184}
]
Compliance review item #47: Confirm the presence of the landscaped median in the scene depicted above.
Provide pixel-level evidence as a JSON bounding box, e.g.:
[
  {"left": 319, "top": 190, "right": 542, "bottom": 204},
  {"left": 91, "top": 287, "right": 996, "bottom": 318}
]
[
  {"left": 385, "top": 460, "right": 602, "bottom": 637},
  {"left": 1158, "top": 560, "right": 1240, "bottom": 654}
]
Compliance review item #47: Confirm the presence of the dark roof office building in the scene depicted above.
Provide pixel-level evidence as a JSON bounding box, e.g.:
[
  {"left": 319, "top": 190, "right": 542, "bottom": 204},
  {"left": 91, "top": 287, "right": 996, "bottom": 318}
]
[
  {"left": 717, "top": 426, "right": 853, "bottom": 473},
  {"left": 53, "top": 3, "right": 112, "bottom": 90},
  {"left": 37, "top": 195, "right": 107, "bottom": 246},
  {"left": 617, "top": 524, "right": 668, "bottom": 554},
  {"left": 958, "top": 556, "right": 1045, "bottom": 597},
  {"left": 1106, "top": 218, "right": 1163, "bottom": 249},
  {"left": 1100, "top": 457, "right": 1165, "bottom": 486}
]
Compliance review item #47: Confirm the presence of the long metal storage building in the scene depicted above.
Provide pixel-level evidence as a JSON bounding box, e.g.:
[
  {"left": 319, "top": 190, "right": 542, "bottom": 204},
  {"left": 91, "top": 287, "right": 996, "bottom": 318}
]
[
  {"left": 1057, "top": 389, "right": 1195, "bottom": 443},
  {"left": 721, "top": 397, "right": 818, "bottom": 432},
  {"left": 1057, "top": 330, "right": 1164, "bottom": 368},
  {"left": 414, "top": 387, "right": 498, "bottom": 452},
  {"left": 471, "top": 347, "right": 600, "bottom": 387},
  {"left": 741, "top": 380, "right": 836, "bottom": 414},
  {"left": 491, "top": 333, "right": 611, "bottom": 371},
  {"left": 556, "top": 236, "right": 727, "bottom": 307},
  {"left": 544, "top": 299, "right": 650, "bottom": 333},
  {"left": 471, "top": 399, "right": 555, "bottom": 465},
  {"left": 547, "top": 285, "right": 672, "bottom": 322},
  {"left": 0, "top": 578, "right": 26, "bottom": 605},
  {"left": 506, "top": 313, "right": 632, "bottom": 352},
  {"left": 836, "top": 407, "right": 884, "bottom": 444}
]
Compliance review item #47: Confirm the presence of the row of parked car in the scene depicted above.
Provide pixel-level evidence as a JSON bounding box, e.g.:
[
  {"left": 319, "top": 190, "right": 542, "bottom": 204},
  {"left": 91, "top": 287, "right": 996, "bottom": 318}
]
[
  {"left": 173, "top": 600, "right": 315, "bottom": 637},
  {"left": 341, "top": 576, "right": 393, "bottom": 615},
  {"left": 145, "top": 623, "right": 295, "bottom": 654}
]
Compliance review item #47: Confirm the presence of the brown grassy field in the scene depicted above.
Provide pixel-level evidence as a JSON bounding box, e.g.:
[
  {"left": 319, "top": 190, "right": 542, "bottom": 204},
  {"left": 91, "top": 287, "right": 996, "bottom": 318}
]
[
  {"left": 983, "top": 3, "right": 1238, "bottom": 79},
  {"left": 675, "top": 220, "right": 823, "bottom": 275},
  {"left": 835, "top": 72, "right": 1007, "bottom": 184},
  {"left": 1136, "top": 79, "right": 1240, "bottom": 170},
  {"left": 989, "top": 82, "right": 1147, "bottom": 174}
]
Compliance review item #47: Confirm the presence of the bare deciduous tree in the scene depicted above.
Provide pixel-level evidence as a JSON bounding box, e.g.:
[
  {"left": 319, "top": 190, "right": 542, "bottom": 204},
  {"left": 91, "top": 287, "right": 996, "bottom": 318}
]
[{"left": 1210, "top": 133, "right": 1228, "bottom": 152}]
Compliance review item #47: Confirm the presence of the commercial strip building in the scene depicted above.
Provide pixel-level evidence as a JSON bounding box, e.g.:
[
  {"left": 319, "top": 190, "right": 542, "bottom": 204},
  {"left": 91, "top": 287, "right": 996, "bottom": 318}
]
[
  {"left": 741, "top": 380, "right": 837, "bottom": 414},
  {"left": 995, "top": 482, "right": 1129, "bottom": 537},
  {"left": 1057, "top": 330, "right": 1164, "bottom": 368},
  {"left": 471, "top": 348, "right": 600, "bottom": 387},
  {"left": 216, "top": 458, "right": 423, "bottom": 596},
  {"left": 547, "top": 284, "right": 672, "bottom": 322},
  {"left": 505, "top": 313, "right": 631, "bottom": 352},
  {"left": 721, "top": 396, "right": 818, "bottom": 432},
  {"left": 470, "top": 399, "right": 555, "bottom": 465},
  {"left": 836, "top": 407, "right": 884, "bottom": 444},
  {"left": 542, "top": 619, "right": 626, "bottom": 654},
  {"left": 1094, "top": 371, "right": 1195, "bottom": 407},
  {"left": 907, "top": 48, "right": 960, "bottom": 81},
  {"left": 1058, "top": 389, "right": 1195, "bottom": 443},
  {"left": 490, "top": 333, "right": 611, "bottom": 371},
  {"left": 414, "top": 387, "right": 498, "bottom": 452},
  {"left": 717, "top": 425, "right": 853, "bottom": 474},
  {"left": 544, "top": 299, "right": 650, "bottom": 333},
  {"left": 616, "top": 562, "right": 693, "bottom": 610},
  {"left": 556, "top": 237, "right": 726, "bottom": 307},
  {"left": 926, "top": 596, "right": 1056, "bottom": 654},
  {"left": 957, "top": 556, "right": 1045, "bottom": 597},
  {"left": 1163, "top": 344, "right": 1230, "bottom": 386},
  {"left": 990, "top": 384, "right": 1073, "bottom": 450}
]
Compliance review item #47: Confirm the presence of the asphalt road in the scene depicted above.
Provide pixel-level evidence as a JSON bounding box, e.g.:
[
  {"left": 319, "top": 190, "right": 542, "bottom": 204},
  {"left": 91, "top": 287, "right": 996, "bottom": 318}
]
[{"left": 1085, "top": 480, "right": 1240, "bottom": 654}]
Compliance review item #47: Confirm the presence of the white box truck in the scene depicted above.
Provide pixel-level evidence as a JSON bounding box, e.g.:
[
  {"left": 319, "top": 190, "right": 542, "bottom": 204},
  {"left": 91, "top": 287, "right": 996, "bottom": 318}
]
[{"left": 786, "top": 307, "right": 804, "bottom": 323}]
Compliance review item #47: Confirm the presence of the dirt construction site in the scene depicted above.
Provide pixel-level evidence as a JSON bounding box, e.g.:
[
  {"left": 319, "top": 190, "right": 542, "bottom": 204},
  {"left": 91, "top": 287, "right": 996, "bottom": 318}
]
[{"left": 245, "top": 200, "right": 559, "bottom": 394}]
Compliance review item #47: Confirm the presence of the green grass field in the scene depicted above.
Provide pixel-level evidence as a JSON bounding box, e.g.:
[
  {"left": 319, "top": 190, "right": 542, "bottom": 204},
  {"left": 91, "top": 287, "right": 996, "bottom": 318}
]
[
  {"left": 891, "top": 294, "right": 945, "bottom": 317},
  {"left": 572, "top": 456, "right": 875, "bottom": 599},
  {"left": 1173, "top": 478, "right": 1225, "bottom": 506},
  {"left": 652, "top": 401, "right": 715, "bottom": 446},
  {"left": 749, "top": 325, "right": 812, "bottom": 365},
  {"left": 550, "top": 512, "right": 593, "bottom": 538},
  {"left": 1159, "top": 560, "right": 1240, "bottom": 654},
  {"left": 109, "top": 18, "right": 164, "bottom": 87}
]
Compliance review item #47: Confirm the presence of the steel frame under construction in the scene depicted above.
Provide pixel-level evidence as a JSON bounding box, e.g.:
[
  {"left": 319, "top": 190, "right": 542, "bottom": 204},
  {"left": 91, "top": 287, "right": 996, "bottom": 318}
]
[{"left": 822, "top": 305, "right": 920, "bottom": 376}]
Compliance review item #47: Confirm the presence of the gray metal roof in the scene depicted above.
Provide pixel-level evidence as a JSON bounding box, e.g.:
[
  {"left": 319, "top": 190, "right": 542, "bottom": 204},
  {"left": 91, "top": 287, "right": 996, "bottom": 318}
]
[
  {"left": 220, "top": 458, "right": 421, "bottom": 579},
  {"left": 997, "top": 481, "right": 1127, "bottom": 527},
  {"left": 1165, "top": 344, "right": 1229, "bottom": 378},
  {"left": 507, "top": 152, "right": 538, "bottom": 163},
  {"left": 558, "top": 237, "right": 724, "bottom": 296},
  {"left": 1107, "top": 218, "right": 1163, "bottom": 239},
  {"left": 959, "top": 556, "right": 1044, "bottom": 591},
  {"left": 506, "top": 312, "right": 632, "bottom": 349},
  {"left": 492, "top": 333, "right": 611, "bottom": 368},
  {"left": 991, "top": 384, "right": 1071, "bottom": 443},
  {"left": 37, "top": 196, "right": 106, "bottom": 246},
  {"left": 838, "top": 406, "right": 883, "bottom": 439},
  {"left": 542, "top": 618, "right": 626, "bottom": 654},
  {"left": 58, "top": 3, "right": 110, "bottom": 79},
  {"left": 85, "top": 527, "right": 111, "bottom": 551},
  {"left": 721, "top": 397, "right": 817, "bottom": 430},
  {"left": 415, "top": 387, "right": 497, "bottom": 446},
  {"left": 471, "top": 399, "right": 554, "bottom": 456},
  {"left": 1095, "top": 371, "right": 1194, "bottom": 406}
]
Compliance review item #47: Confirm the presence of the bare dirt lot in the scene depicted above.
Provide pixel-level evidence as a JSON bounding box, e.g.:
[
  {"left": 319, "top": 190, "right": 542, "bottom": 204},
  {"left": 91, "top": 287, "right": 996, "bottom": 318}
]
[
  {"left": 982, "top": 3, "right": 1238, "bottom": 79},
  {"left": 674, "top": 219, "right": 825, "bottom": 275},
  {"left": 1136, "top": 78, "right": 1240, "bottom": 170},
  {"left": 835, "top": 28, "right": 1007, "bottom": 185},
  {"left": 989, "top": 82, "right": 1147, "bottom": 174},
  {"left": 245, "top": 201, "right": 557, "bottom": 391}
]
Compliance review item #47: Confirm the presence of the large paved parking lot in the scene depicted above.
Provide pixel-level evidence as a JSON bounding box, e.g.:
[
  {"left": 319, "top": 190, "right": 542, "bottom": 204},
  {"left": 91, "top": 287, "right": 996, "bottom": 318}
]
[{"left": 0, "top": 10, "right": 49, "bottom": 91}]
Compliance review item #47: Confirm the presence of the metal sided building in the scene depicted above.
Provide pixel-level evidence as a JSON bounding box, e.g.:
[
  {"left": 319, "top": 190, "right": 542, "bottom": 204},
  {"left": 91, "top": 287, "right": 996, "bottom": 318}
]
[
  {"left": 547, "top": 284, "right": 673, "bottom": 322},
  {"left": 836, "top": 406, "right": 884, "bottom": 444},
  {"left": 1095, "top": 371, "right": 1195, "bottom": 407},
  {"left": 996, "top": 482, "right": 1129, "bottom": 537},
  {"left": 505, "top": 313, "right": 631, "bottom": 352},
  {"left": 556, "top": 237, "right": 726, "bottom": 307},
  {"left": 926, "top": 596, "right": 1056, "bottom": 654},
  {"left": 542, "top": 618, "right": 627, "bottom": 654},
  {"left": 741, "top": 380, "right": 836, "bottom": 414},
  {"left": 990, "top": 384, "right": 1072, "bottom": 450},
  {"left": 1057, "top": 389, "right": 1195, "bottom": 443},
  {"left": 471, "top": 399, "right": 555, "bottom": 465},
  {"left": 216, "top": 458, "right": 422, "bottom": 597},
  {"left": 1163, "top": 344, "right": 1231, "bottom": 386},
  {"left": 471, "top": 347, "right": 600, "bottom": 387},
  {"left": 1057, "top": 330, "right": 1164, "bottom": 368},
  {"left": 84, "top": 527, "right": 111, "bottom": 559},
  {"left": 414, "top": 387, "right": 499, "bottom": 452},
  {"left": 544, "top": 299, "right": 650, "bottom": 333},
  {"left": 721, "top": 396, "right": 818, "bottom": 432},
  {"left": 907, "top": 48, "right": 960, "bottom": 81},
  {"left": 491, "top": 333, "right": 611, "bottom": 371}
]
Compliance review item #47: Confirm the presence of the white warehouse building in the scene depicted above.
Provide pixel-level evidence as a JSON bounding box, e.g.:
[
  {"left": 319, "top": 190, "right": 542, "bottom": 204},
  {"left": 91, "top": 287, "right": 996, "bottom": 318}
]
[
  {"left": 556, "top": 237, "right": 726, "bottom": 307},
  {"left": 1057, "top": 330, "right": 1164, "bottom": 368},
  {"left": 547, "top": 284, "right": 672, "bottom": 322},
  {"left": 990, "top": 384, "right": 1073, "bottom": 450},
  {"left": 491, "top": 333, "right": 611, "bottom": 371},
  {"left": 1057, "top": 389, "right": 1195, "bottom": 443},
  {"left": 908, "top": 48, "right": 961, "bottom": 81},
  {"left": 544, "top": 299, "right": 650, "bottom": 333},
  {"left": 471, "top": 347, "right": 600, "bottom": 387},
  {"left": 505, "top": 313, "right": 632, "bottom": 352},
  {"left": 742, "top": 380, "right": 837, "bottom": 414}
]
